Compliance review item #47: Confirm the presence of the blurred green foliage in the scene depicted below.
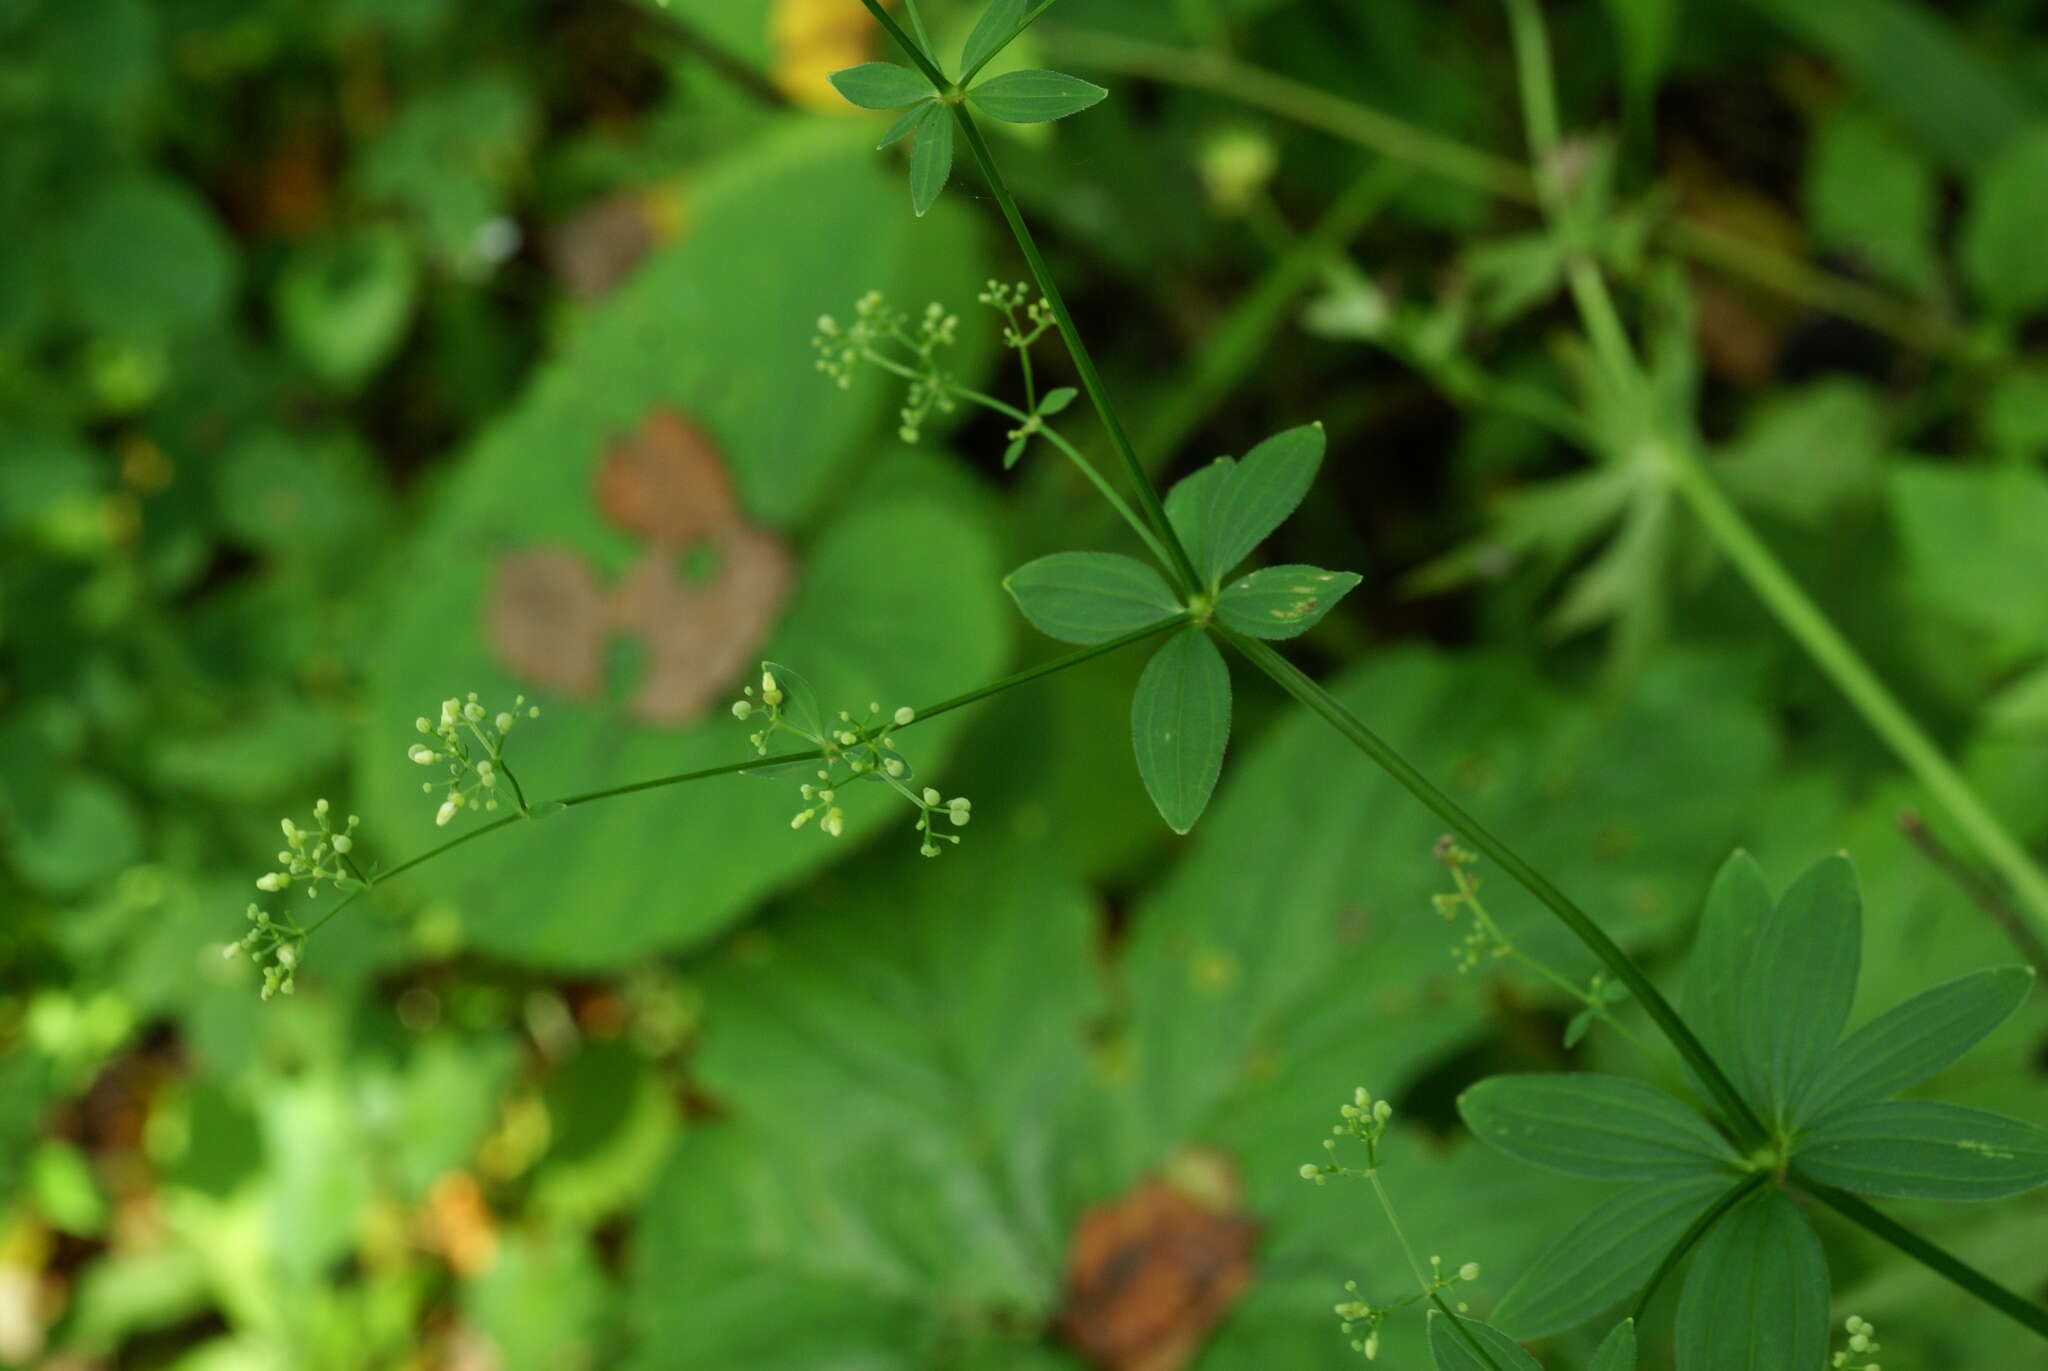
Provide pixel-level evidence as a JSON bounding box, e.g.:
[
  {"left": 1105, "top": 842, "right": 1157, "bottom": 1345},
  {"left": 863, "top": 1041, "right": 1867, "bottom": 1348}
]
[{"left": 3, "top": 1, "right": 2047, "bottom": 1368}]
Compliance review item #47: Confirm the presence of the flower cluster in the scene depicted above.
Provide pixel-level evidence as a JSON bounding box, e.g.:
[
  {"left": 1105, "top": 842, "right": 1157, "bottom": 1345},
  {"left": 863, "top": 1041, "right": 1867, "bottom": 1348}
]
[
  {"left": 812, "top": 290, "right": 960, "bottom": 442},
  {"left": 227, "top": 904, "right": 306, "bottom": 1000},
  {"left": 977, "top": 278, "right": 1053, "bottom": 351},
  {"left": 733, "top": 663, "right": 971, "bottom": 857},
  {"left": 1302, "top": 1087, "right": 1483, "bottom": 1361},
  {"left": 255, "top": 798, "right": 362, "bottom": 898},
  {"left": 409, "top": 692, "right": 539, "bottom": 825},
  {"left": 1832, "top": 1315, "right": 1883, "bottom": 1370}
]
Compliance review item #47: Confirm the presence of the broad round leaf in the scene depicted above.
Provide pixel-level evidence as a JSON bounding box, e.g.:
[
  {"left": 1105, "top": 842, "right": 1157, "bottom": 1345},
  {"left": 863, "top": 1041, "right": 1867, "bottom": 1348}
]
[
  {"left": 826, "top": 60, "right": 933, "bottom": 110},
  {"left": 1214, "top": 564, "right": 1361, "bottom": 639},
  {"left": 356, "top": 125, "right": 1001, "bottom": 969},
  {"left": 1004, "top": 551, "right": 1181, "bottom": 644},
  {"left": 966, "top": 69, "right": 1109, "bottom": 124},
  {"left": 1675, "top": 1187, "right": 1828, "bottom": 1371},
  {"left": 1797, "top": 1100, "right": 2048, "bottom": 1200},
  {"left": 273, "top": 227, "right": 419, "bottom": 389},
  {"left": 58, "top": 174, "right": 235, "bottom": 340},
  {"left": 1493, "top": 1174, "right": 1732, "bottom": 1338},
  {"left": 1961, "top": 125, "right": 2048, "bottom": 318},
  {"left": 1459, "top": 1075, "right": 1742, "bottom": 1180},
  {"left": 1800, "top": 965, "right": 2035, "bottom": 1124},
  {"left": 1130, "top": 628, "right": 1230, "bottom": 834}
]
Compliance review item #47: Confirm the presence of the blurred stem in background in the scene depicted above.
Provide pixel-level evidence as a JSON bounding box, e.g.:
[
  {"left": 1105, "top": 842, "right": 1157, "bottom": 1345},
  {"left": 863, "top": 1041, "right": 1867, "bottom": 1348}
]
[{"left": 1494, "top": 0, "right": 2048, "bottom": 949}]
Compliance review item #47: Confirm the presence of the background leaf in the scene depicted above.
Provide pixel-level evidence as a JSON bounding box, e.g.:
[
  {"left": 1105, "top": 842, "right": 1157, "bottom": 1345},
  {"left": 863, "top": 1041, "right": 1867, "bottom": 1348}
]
[{"left": 1130, "top": 628, "right": 1231, "bottom": 833}]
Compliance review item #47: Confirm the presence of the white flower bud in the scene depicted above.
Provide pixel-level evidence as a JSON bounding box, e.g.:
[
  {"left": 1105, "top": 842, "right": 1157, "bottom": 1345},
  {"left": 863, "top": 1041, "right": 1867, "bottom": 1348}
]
[
  {"left": 409, "top": 744, "right": 437, "bottom": 765},
  {"left": 1298, "top": 1163, "right": 1318, "bottom": 1180},
  {"left": 922, "top": 787, "right": 941, "bottom": 806},
  {"left": 496, "top": 711, "right": 514, "bottom": 732},
  {"left": 416, "top": 717, "right": 433, "bottom": 733},
  {"left": 791, "top": 809, "right": 813, "bottom": 829},
  {"left": 314, "top": 798, "right": 328, "bottom": 816},
  {"left": 732, "top": 701, "right": 753, "bottom": 720},
  {"left": 1459, "top": 1263, "right": 1480, "bottom": 1282},
  {"left": 884, "top": 759, "right": 904, "bottom": 777},
  {"left": 436, "top": 800, "right": 457, "bottom": 827},
  {"left": 822, "top": 808, "right": 844, "bottom": 838},
  {"left": 333, "top": 834, "right": 353, "bottom": 854},
  {"left": 894, "top": 706, "right": 915, "bottom": 726},
  {"left": 464, "top": 701, "right": 485, "bottom": 722},
  {"left": 256, "top": 873, "right": 286, "bottom": 891}
]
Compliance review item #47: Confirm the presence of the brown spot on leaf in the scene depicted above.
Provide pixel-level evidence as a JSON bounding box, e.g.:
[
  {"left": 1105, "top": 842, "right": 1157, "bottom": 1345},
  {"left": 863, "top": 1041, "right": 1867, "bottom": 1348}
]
[
  {"left": 546, "top": 192, "right": 658, "bottom": 301},
  {"left": 1057, "top": 1152, "right": 1257, "bottom": 1371},
  {"left": 485, "top": 408, "right": 794, "bottom": 725}
]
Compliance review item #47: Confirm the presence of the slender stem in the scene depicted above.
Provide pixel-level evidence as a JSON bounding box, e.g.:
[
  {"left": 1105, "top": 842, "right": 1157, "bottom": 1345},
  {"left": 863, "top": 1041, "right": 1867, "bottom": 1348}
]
[
  {"left": 1629, "top": 1173, "right": 1768, "bottom": 1322},
  {"left": 1045, "top": 28, "right": 1960, "bottom": 356},
  {"left": 1220, "top": 627, "right": 1771, "bottom": 1148},
  {"left": 858, "top": 0, "right": 949, "bottom": 91},
  {"left": 1366, "top": 1171, "right": 1507, "bottom": 1371},
  {"left": 952, "top": 383, "right": 1178, "bottom": 570},
  {"left": 898, "top": 0, "right": 936, "bottom": 68},
  {"left": 1898, "top": 809, "right": 2048, "bottom": 972},
  {"left": 1497, "top": 0, "right": 2048, "bottom": 943},
  {"left": 947, "top": 104, "right": 1204, "bottom": 593},
  {"left": 1794, "top": 1171, "right": 2048, "bottom": 1340},
  {"left": 291, "top": 621, "right": 1187, "bottom": 944},
  {"left": 1664, "top": 444, "right": 2048, "bottom": 936}
]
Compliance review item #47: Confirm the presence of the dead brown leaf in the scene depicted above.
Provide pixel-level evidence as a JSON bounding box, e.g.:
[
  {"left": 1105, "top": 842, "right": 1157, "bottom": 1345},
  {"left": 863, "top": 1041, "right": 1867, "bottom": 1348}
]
[{"left": 1056, "top": 1152, "right": 1258, "bottom": 1371}]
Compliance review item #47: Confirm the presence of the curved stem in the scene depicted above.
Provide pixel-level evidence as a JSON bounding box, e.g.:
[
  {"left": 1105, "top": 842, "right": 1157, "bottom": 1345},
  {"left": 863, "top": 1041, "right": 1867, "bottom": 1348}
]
[
  {"left": 1220, "top": 627, "right": 1771, "bottom": 1150},
  {"left": 1365, "top": 1169, "right": 1507, "bottom": 1371},
  {"left": 1793, "top": 1171, "right": 2048, "bottom": 1340}
]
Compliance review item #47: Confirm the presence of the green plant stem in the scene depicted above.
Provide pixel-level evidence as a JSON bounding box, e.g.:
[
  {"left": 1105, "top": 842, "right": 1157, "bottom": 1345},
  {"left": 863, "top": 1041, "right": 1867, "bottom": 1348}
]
[
  {"left": 1221, "top": 627, "right": 1770, "bottom": 1149},
  {"left": 290, "top": 618, "right": 1187, "bottom": 946},
  {"left": 1044, "top": 28, "right": 1960, "bottom": 356},
  {"left": 1628, "top": 1173, "right": 1768, "bottom": 1322},
  {"left": 1497, "top": 0, "right": 2048, "bottom": 945},
  {"left": 1794, "top": 1172, "right": 2048, "bottom": 1340},
  {"left": 950, "top": 382, "right": 1180, "bottom": 572},
  {"left": 1366, "top": 1170, "right": 1506, "bottom": 1371},
  {"left": 949, "top": 107, "right": 1205, "bottom": 593}
]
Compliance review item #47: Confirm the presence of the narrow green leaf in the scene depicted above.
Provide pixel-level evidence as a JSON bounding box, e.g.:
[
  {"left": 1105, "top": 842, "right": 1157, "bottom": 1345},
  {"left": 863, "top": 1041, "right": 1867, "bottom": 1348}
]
[
  {"left": 967, "top": 69, "right": 1108, "bottom": 124},
  {"left": 1204, "top": 423, "right": 1326, "bottom": 585},
  {"left": 1493, "top": 1174, "right": 1730, "bottom": 1338},
  {"left": 959, "top": 0, "right": 1028, "bottom": 83},
  {"left": 1682, "top": 850, "right": 1773, "bottom": 1110},
  {"left": 828, "top": 62, "right": 934, "bottom": 110},
  {"left": 1427, "top": 1315, "right": 1543, "bottom": 1371},
  {"left": 1164, "top": 455, "right": 1234, "bottom": 583},
  {"left": 1130, "top": 629, "right": 1230, "bottom": 834},
  {"left": 1589, "top": 1320, "right": 1637, "bottom": 1371},
  {"left": 1038, "top": 386, "right": 1077, "bottom": 415},
  {"left": 1004, "top": 552, "right": 1181, "bottom": 644},
  {"left": 1739, "top": 854, "right": 1861, "bottom": 1127},
  {"left": 1214, "top": 564, "right": 1361, "bottom": 639},
  {"left": 1459, "top": 1075, "right": 1742, "bottom": 1181},
  {"left": 909, "top": 106, "right": 954, "bottom": 217},
  {"left": 1801, "top": 966, "right": 2034, "bottom": 1123},
  {"left": 1797, "top": 1100, "right": 2048, "bottom": 1200},
  {"left": 877, "top": 99, "right": 936, "bottom": 150},
  {"left": 1674, "top": 1187, "right": 1828, "bottom": 1371}
]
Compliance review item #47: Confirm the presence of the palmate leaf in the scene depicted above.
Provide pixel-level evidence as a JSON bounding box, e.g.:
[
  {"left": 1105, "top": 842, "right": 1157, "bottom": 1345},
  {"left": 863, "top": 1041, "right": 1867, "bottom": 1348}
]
[
  {"left": 967, "top": 69, "right": 1108, "bottom": 124},
  {"left": 1213, "top": 565, "right": 1361, "bottom": 640},
  {"left": 1130, "top": 627, "right": 1230, "bottom": 834},
  {"left": 1674, "top": 1187, "right": 1829, "bottom": 1371},
  {"left": 1427, "top": 1315, "right": 1543, "bottom": 1371},
  {"left": 1003, "top": 551, "right": 1181, "bottom": 644},
  {"left": 1459, "top": 1075, "right": 1742, "bottom": 1181},
  {"left": 1797, "top": 1101, "right": 2048, "bottom": 1200},
  {"left": 1491, "top": 1174, "right": 1732, "bottom": 1338}
]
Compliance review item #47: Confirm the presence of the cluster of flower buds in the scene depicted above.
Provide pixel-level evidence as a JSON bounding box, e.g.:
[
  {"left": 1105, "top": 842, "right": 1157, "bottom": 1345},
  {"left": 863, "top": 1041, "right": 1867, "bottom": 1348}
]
[
  {"left": 255, "top": 798, "right": 361, "bottom": 898},
  {"left": 1832, "top": 1315, "right": 1882, "bottom": 1370},
  {"left": 226, "top": 903, "right": 306, "bottom": 1000},
  {"left": 734, "top": 664, "right": 971, "bottom": 858},
  {"left": 409, "top": 692, "right": 538, "bottom": 825},
  {"left": 811, "top": 291, "right": 960, "bottom": 442},
  {"left": 1301, "top": 1084, "right": 1396, "bottom": 1185},
  {"left": 976, "top": 279, "right": 1053, "bottom": 349}
]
